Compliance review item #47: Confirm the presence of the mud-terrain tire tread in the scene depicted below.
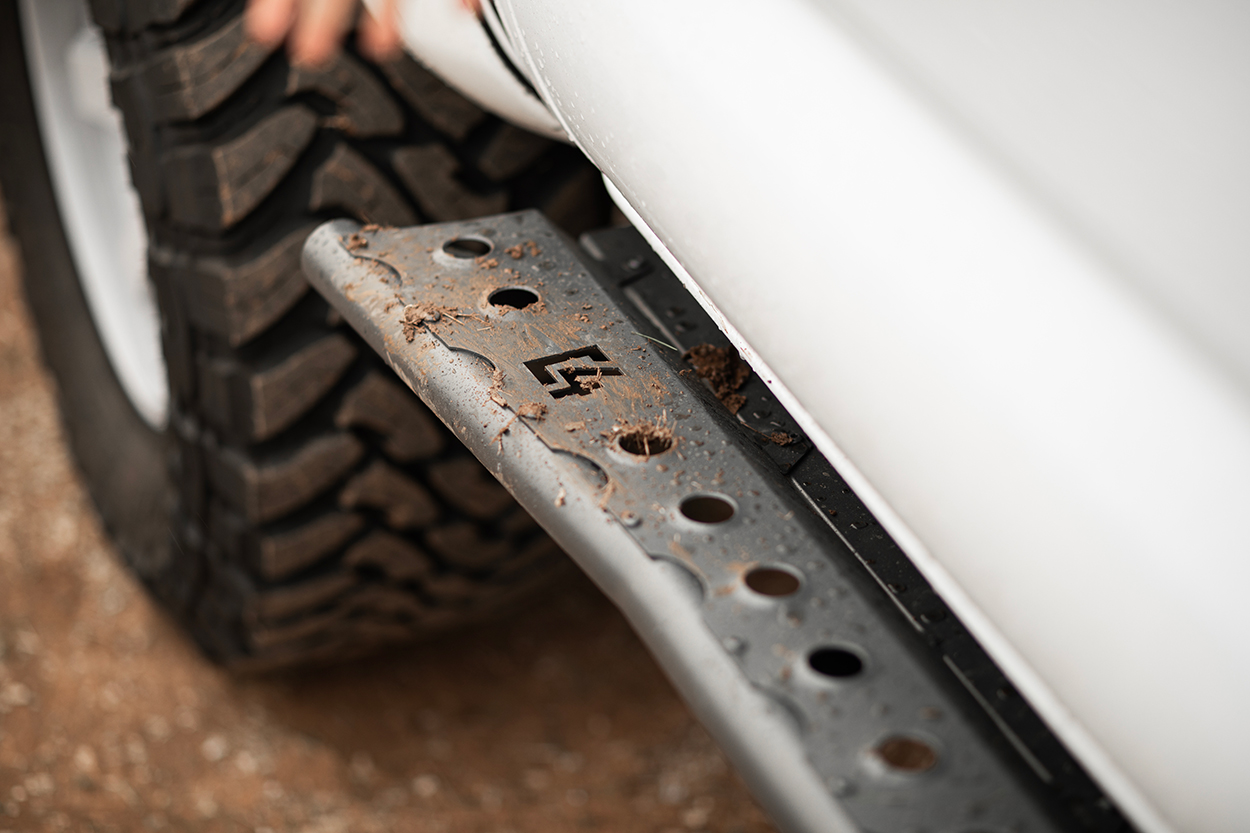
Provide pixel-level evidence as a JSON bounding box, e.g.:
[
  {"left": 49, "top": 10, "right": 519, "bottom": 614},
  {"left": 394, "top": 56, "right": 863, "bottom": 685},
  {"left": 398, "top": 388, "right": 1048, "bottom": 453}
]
[{"left": 6, "top": 0, "right": 609, "bottom": 666}]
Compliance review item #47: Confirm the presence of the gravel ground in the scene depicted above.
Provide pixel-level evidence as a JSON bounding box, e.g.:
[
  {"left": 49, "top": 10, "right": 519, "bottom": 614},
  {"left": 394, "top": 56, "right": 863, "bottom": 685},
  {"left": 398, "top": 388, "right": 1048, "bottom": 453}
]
[{"left": 0, "top": 199, "right": 775, "bottom": 833}]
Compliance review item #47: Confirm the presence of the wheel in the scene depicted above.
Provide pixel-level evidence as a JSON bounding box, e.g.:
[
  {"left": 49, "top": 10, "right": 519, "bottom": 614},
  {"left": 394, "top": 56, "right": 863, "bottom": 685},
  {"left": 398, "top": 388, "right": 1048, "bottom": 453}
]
[{"left": 0, "top": 0, "right": 609, "bottom": 667}]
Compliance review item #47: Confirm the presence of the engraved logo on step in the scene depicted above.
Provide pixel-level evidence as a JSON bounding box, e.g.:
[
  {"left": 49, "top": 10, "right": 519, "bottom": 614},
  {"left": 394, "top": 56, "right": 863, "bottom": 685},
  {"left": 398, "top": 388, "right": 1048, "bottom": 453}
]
[{"left": 524, "top": 346, "right": 623, "bottom": 399}]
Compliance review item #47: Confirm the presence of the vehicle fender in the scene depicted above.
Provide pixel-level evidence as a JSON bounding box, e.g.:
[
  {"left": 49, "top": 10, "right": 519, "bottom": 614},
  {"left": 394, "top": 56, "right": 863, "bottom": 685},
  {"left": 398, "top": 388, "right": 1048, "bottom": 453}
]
[{"left": 367, "top": 0, "right": 563, "bottom": 139}]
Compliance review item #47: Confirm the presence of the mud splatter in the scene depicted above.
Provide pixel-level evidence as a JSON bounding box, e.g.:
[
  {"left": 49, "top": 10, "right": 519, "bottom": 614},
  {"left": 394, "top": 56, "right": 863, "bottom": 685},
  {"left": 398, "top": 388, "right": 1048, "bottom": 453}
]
[
  {"left": 683, "top": 344, "right": 750, "bottom": 414},
  {"left": 492, "top": 401, "right": 547, "bottom": 451}
]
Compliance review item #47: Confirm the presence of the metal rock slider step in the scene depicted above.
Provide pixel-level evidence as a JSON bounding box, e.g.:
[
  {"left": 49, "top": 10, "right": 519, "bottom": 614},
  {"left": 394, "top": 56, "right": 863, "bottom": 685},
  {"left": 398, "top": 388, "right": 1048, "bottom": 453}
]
[{"left": 302, "top": 211, "right": 1127, "bottom": 833}]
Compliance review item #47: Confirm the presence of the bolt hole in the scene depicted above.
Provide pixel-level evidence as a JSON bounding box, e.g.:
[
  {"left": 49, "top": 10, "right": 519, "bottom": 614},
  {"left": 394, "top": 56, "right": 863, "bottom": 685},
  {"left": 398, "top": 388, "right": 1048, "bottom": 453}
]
[
  {"left": 679, "top": 495, "right": 735, "bottom": 524},
  {"left": 617, "top": 424, "right": 674, "bottom": 457},
  {"left": 744, "top": 567, "right": 801, "bottom": 597},
  {"left": 488, "top": 287, "right": 539, "bottom": 309},
  {"left": 875, "top": 736, "right": 938, "bottom": 773},
  {"left": 443, "top": 237, "right": 491, "bottom": 258},
  {"left": 808, "top": 647, "right": 864, "bottom": 678}
]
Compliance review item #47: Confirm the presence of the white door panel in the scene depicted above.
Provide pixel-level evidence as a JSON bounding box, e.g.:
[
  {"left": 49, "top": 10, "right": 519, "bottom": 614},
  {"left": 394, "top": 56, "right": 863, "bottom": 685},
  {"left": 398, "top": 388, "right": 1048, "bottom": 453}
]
[{"left": 822, "top": 0, "right": 1250, "bottom": 399}]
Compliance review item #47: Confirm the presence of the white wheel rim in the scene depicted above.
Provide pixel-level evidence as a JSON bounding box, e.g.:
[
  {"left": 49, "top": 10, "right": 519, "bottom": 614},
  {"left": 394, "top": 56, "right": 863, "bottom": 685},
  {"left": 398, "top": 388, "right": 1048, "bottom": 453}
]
[{"left": 19, "top": 0, "right": 169, "bottom": 428}]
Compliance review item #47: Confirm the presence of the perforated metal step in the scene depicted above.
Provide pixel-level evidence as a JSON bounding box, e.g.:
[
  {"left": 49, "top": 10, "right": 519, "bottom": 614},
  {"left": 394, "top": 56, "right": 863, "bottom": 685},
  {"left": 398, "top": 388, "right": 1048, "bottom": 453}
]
[{"left": 303, "top": 211, "right": 1131, "bottom": 833}]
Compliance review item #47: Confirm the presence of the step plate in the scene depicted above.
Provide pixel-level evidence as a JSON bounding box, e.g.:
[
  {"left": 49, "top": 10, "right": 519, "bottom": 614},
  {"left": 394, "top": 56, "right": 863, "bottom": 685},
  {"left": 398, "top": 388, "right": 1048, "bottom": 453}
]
[{"left": 303, "top": 212, "right": 1067, "bottom": 833}]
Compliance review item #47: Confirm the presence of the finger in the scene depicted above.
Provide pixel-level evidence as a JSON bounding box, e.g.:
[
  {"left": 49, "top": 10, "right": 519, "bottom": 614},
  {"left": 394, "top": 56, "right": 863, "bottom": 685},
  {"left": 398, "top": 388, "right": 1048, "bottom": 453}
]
[
  {"left": 460, "top": 0, "right": 482, "bottom": 15},
  {"left": 290, "top": 0, "right": 360, "bottom": 67},
  {"left": 358, "top": 0, "right": 401, "bottom": 62},
  {"left": 245, "top": 0, "right": 300, "bottom": 47}
]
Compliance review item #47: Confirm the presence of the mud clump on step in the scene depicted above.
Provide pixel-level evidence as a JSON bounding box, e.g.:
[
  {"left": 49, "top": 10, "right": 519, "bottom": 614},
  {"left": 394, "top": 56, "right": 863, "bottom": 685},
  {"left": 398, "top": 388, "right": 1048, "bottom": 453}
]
[
  {"left": 401, "top": 303, "right": 443, "bottom": 342},
  {"left": 683, "top": 343, "right": 749, "bottom": 414},
  {"left": 516, "top": 402, "right": 548, "bottom": 421},
  {"left": 343, "top": 232, "right": 369, "bottom": 252},
  {"left": 616, "top": 422, "right": 675, "bottom": 458},
  {"left": 505, "top": 240, "right": 542, "bottom": 259}
]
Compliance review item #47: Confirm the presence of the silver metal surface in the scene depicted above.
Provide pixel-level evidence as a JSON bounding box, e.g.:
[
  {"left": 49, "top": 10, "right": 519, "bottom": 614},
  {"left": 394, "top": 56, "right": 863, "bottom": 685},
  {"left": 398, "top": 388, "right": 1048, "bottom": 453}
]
[{"left": 303, "top": 211, "right": 1065, "bottom": 833}]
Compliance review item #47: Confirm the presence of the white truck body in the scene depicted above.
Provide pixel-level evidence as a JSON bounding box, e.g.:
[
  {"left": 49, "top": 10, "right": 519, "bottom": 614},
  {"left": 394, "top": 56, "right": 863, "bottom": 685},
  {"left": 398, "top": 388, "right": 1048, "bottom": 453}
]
[{"left": 382, "top": 2, "right": 1250, "bottom": 832}]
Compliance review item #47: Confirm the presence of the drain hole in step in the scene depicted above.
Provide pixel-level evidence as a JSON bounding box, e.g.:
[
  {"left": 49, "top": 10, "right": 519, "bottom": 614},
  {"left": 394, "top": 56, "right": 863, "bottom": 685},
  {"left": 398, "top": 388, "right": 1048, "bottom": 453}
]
[
  {"left": 808, "top": 647, "right": 864, "bottom": 678},
  {"left": 443, "top": 237, "right": 492, "bottom": 258},
  {"left": 489, "top": 287, "right": 539, "bottom": 309},
  {"left": 745, "top": 566, "right": 801, "bottom": 597},
  {"left": 618, "top": 424, "right": 674, "bottom": 457},
  {"left": 679, "top": 494, "right": 734, "bottom": 523},
  {"left": 875, "top": 736, "right": 938, "bottom": 773}
]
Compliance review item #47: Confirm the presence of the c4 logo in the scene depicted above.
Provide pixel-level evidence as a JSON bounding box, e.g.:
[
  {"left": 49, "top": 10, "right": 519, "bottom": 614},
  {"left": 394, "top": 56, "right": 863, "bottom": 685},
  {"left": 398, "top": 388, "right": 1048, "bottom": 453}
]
[{"left": 524, "top": 346, "right": 623, "bottom": 398}]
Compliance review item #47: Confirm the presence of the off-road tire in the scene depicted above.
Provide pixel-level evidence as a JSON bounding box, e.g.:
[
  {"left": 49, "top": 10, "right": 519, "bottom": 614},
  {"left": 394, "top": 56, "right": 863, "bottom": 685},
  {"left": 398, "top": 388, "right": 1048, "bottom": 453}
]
[{"left": 0, "top": 0, "right": 608, "bottom": 667}]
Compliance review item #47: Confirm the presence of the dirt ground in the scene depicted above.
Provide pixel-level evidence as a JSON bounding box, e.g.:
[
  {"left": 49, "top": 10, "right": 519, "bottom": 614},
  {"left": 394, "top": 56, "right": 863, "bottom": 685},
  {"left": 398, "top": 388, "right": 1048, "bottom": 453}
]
[{"left": 0, "top": 201, "right": 775, "bottom": 833}]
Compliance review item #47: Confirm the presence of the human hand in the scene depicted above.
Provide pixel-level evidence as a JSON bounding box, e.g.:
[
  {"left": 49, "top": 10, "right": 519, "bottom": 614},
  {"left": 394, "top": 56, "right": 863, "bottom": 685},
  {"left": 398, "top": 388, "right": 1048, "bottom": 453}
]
[
  {"left": 245, "top": 0, "right": 484, "bottom": 67},
  {"left": 245, "top": 0, "right": 400, "bottom": 67}
]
